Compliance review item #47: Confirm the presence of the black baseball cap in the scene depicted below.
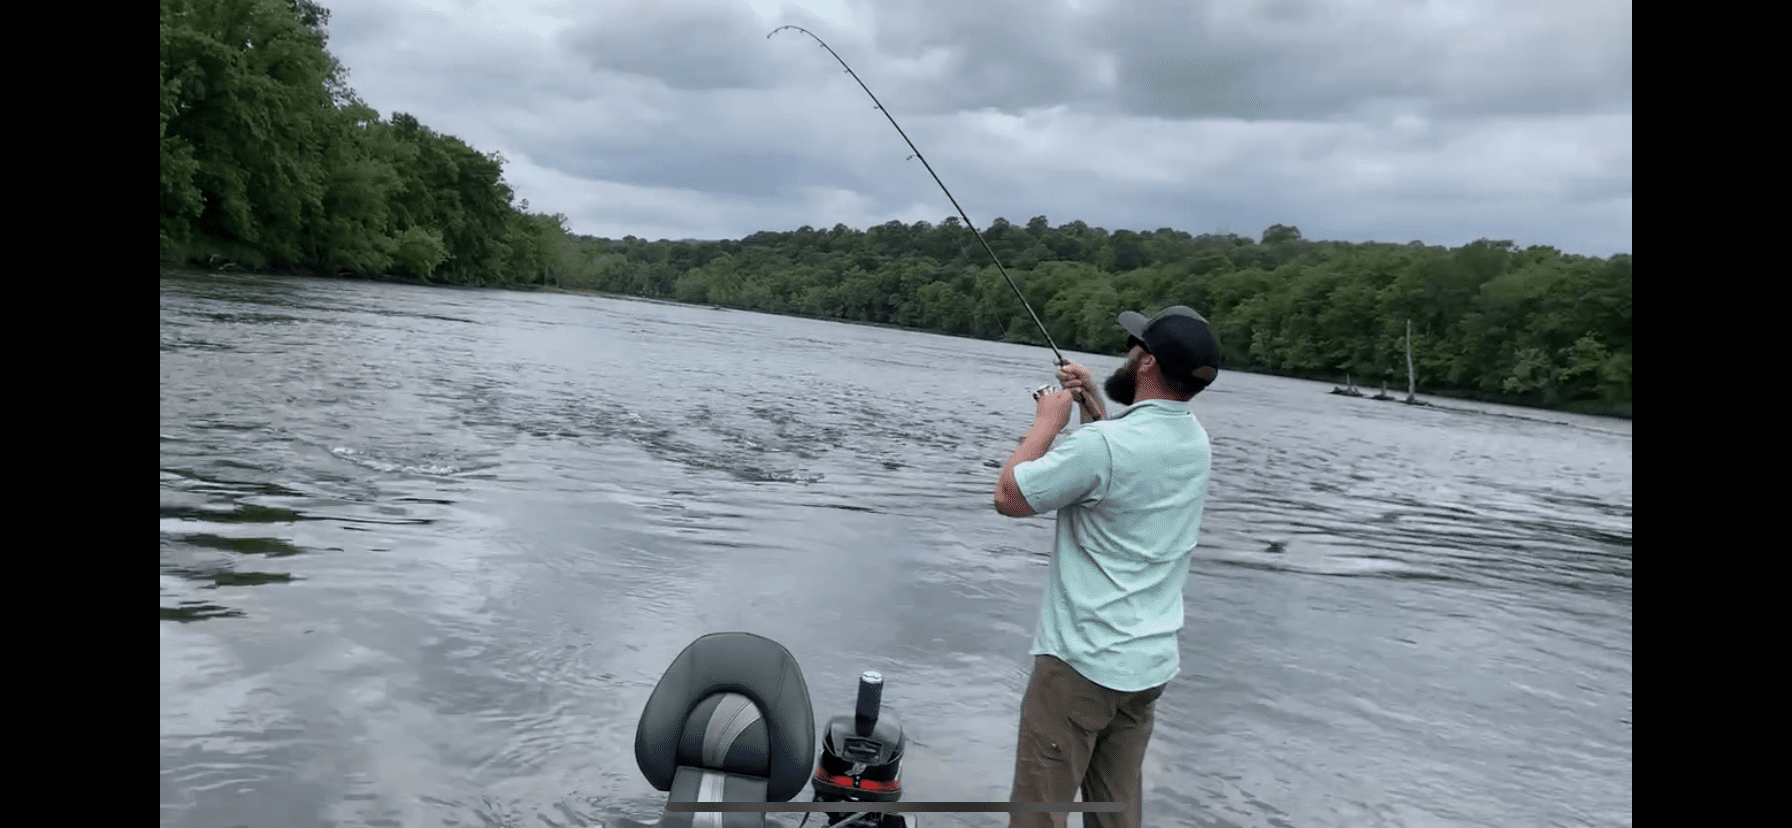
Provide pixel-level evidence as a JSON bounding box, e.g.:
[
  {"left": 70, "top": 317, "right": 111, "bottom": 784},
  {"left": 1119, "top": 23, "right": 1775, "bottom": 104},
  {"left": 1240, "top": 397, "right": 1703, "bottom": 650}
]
[{"left": 1116, "top": 305, "right": 1223, "bottom": 386}]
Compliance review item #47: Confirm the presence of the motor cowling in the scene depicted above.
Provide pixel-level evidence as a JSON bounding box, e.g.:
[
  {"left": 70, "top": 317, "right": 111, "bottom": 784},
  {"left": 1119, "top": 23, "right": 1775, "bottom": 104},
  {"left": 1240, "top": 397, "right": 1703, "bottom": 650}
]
[{"left": 812, "top": 671, "right": 905, "bottom": 826}]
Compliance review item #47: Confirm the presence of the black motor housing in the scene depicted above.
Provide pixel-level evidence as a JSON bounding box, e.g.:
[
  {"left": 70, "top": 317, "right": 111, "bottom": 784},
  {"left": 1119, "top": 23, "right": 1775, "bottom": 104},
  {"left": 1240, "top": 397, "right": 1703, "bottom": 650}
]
[{"left": 812, "top": 671, "right": 905, "bottom": 826}]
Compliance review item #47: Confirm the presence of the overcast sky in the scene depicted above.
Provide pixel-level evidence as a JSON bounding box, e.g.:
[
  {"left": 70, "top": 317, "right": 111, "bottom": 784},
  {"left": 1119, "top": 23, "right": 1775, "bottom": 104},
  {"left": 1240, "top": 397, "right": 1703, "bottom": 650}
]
[{"left": 317, "top": 0, "right": 1631, "bottom": 257}]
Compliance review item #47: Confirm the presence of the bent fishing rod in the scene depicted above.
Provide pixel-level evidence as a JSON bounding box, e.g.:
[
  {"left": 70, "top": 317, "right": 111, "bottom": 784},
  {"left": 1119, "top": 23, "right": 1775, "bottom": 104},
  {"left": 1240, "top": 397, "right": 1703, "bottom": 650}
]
[{"left": 770, "top": 25, "right": 1100, "bottom": 420}]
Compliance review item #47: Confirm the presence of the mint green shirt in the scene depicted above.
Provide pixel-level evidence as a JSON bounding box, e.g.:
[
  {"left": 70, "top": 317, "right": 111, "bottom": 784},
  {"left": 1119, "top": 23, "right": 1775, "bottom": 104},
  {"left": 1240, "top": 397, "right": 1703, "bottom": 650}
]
[{"left": 1012, "top": 398, "right": 1212, "bottom": 692}]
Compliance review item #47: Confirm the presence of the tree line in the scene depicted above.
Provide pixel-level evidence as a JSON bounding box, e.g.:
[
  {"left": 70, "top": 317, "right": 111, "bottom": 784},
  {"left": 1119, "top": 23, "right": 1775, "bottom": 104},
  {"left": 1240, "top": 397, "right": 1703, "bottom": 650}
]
[
  {"left": 161, "top": 0, "right": 568, "bottom": 284},
  {"left": 563, "top": 223, "right": 1630, "bottom": 416},
  {"left": 160, "top": 0, "right": 1631, "bottom": 417}
]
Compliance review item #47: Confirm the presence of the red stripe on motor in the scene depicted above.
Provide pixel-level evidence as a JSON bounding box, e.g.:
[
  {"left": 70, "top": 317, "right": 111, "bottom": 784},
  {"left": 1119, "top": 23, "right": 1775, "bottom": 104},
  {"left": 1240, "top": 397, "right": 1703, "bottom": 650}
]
[{"left": 814, "top": 772, "right": 901, "bottom": 793}]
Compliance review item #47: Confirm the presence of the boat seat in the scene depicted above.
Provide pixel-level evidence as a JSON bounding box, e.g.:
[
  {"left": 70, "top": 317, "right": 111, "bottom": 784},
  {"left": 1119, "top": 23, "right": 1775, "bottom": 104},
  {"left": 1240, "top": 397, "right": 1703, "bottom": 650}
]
[{"left": 636, "top": 632, "right": 816, "bottom": 827}]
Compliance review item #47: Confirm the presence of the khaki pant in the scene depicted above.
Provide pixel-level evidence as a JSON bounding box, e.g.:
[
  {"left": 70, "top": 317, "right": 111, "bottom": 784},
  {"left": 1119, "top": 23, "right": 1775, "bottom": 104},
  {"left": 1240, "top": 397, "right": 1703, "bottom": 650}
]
[{"left": 1009, "top": 655, "right": 1166, "bottom": 828}]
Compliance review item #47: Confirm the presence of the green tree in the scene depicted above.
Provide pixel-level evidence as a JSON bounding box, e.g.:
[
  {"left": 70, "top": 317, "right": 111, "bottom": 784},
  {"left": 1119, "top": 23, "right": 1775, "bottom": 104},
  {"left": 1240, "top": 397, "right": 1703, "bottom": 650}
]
[
  {"left": 1110, "top": 229, "right": 1146, "bottom": 271},
  {"left": 161, "top": 0, "right": 345, "bottom": 267},
  {"left": 1261, "top": 224, "right": 1302, "bottom": 245},
  {"left": 914, "top": 281, "right": 968, "bottom": 333},
  {"left": 391, "top": 227, "right": 448, "bottom": 279}
]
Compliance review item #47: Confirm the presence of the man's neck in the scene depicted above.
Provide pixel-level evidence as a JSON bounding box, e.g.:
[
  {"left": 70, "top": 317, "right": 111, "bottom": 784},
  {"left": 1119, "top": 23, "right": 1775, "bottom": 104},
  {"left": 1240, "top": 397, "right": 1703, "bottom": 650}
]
[
  {"left": 1129, "top": 380, "right": 1183, "bottom": 405},
  {"left": 1109, "top": 389, "right": 1183, "bottom": 417}
]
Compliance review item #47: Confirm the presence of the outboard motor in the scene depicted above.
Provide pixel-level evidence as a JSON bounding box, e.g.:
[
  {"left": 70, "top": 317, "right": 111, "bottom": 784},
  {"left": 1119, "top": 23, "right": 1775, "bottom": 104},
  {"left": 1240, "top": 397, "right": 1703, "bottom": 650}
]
[
  {"left": 636, "top": 632, "right": 816, "bottom": 827},
  {"left": 810, "top": 671, "right": 906, "bottom": 827}
]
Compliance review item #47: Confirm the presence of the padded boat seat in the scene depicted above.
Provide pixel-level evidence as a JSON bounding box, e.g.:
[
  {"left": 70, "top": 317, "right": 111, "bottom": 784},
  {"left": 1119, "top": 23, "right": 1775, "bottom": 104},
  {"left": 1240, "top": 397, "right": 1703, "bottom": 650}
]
[{"left": 636, "top": 632, "right": 815, "bottom": 827}]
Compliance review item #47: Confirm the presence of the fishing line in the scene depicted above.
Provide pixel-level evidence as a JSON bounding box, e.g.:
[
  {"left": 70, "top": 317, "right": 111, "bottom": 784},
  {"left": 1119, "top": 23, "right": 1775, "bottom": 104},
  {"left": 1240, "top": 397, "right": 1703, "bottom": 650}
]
[{"left": 769, "top": 25, "right": 1071, "bottom": 373}]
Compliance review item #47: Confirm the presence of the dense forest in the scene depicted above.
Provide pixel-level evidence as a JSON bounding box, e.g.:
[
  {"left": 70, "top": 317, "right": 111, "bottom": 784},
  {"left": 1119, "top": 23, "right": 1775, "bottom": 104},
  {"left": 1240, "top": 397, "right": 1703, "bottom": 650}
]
[{"left": 160, "top": 0, "right": 1631, "bottom": 417}]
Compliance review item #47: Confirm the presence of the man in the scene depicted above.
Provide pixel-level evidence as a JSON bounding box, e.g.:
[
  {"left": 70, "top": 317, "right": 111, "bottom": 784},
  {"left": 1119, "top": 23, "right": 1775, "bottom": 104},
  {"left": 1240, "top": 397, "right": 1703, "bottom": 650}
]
[{"left": 993, "top": 305, "right": 1222, "bottom": 828}]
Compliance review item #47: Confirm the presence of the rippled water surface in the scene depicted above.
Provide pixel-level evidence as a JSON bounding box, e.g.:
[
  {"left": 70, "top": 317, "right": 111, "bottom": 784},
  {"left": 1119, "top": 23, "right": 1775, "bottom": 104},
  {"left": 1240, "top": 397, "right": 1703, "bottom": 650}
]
[{"left": 160, "top": 273, "right": 1631, "bottom": 828}]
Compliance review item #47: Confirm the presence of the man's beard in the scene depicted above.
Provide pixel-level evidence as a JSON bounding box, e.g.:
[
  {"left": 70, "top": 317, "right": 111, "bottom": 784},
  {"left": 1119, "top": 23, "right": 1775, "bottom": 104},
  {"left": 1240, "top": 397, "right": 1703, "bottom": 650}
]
[{"left": 1104, "top": 361, "right": 1138, "bottom": 406}]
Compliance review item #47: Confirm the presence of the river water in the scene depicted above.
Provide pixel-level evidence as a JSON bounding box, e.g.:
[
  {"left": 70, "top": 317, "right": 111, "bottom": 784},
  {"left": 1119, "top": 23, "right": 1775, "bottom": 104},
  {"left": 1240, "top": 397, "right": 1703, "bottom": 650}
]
[{"left": 159, "top": 272, "right": 1631, "bottom": 828}]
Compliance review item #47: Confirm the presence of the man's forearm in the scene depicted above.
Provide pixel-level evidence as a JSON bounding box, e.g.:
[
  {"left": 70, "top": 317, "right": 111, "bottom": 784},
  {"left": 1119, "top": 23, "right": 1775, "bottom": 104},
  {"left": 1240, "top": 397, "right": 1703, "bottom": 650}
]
[
  {"left": 996, "top": 421, "right": 1060, "bottom": 513},
  {"left": 1006, "top": 422, "right": 1058, "bottom": 468},
  {"left": 1077, "top": 393, "right": 1105, "bottom": 423}
]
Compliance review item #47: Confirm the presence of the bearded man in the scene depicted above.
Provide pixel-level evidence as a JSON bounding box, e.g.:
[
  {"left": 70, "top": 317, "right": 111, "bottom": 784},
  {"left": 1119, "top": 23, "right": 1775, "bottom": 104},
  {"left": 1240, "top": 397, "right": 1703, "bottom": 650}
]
[{"left": 993, "top": 306, "right": 1223, "bottom": 828}]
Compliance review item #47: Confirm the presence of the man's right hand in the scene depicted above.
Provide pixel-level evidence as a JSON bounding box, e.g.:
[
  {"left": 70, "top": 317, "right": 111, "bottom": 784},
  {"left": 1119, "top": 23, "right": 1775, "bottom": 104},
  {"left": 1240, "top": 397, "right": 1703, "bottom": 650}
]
[{"left": 1056, "top": 360, "right": 1105, "bottom": 419}]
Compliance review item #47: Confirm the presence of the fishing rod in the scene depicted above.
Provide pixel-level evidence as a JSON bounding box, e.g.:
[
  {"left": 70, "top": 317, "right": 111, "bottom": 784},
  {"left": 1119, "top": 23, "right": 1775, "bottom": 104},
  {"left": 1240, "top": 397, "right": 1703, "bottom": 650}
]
[{"left": 770, "top": 25, "right": 1101, "bottom": 420}]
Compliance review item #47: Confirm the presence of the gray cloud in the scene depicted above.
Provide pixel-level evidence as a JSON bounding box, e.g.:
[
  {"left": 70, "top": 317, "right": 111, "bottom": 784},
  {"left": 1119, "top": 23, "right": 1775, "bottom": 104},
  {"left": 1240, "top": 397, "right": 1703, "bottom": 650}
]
[
  {"left": 521, "top": 138, "right": 870, "bottom": 200},
  {"left": 312, "top": 0, "right": 1630, "bottom": 256},
  {"left": 854, "top": 0, "right": 1097, "bottom": 115},
  {"left": 561, "top": 0, "right": 787, "bottom": 90},
  {"left": 808, "top": 0, "right": 1634, "bottom": 121}
]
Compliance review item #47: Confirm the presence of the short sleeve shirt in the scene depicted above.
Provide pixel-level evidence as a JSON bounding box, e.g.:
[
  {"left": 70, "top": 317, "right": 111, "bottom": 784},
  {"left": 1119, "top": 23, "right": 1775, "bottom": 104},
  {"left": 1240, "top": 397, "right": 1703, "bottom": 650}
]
[{"left": 1011, "top": 398, "right": 1212, "bottom": 691}]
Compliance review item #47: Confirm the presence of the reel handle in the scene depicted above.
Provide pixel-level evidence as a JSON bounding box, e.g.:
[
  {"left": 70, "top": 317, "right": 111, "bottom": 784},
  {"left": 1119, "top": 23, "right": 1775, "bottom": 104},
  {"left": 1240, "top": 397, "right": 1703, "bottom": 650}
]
[{"left": 1032, "top": 385, "right": 1105, "bottom": 422}]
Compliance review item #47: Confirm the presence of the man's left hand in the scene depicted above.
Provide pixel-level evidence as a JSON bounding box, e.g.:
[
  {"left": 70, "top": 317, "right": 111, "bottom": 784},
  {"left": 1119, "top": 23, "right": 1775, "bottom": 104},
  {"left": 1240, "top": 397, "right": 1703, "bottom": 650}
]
[{"left": 1034, "top": 388, "right": 1075, "bottom": 432}]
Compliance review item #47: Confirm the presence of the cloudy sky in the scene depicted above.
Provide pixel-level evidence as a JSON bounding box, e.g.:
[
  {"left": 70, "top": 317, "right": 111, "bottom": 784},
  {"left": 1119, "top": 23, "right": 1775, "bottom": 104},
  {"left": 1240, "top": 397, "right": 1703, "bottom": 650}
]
[{"left": 318, "top": 0, "right": 1631, "bottom": 257}]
